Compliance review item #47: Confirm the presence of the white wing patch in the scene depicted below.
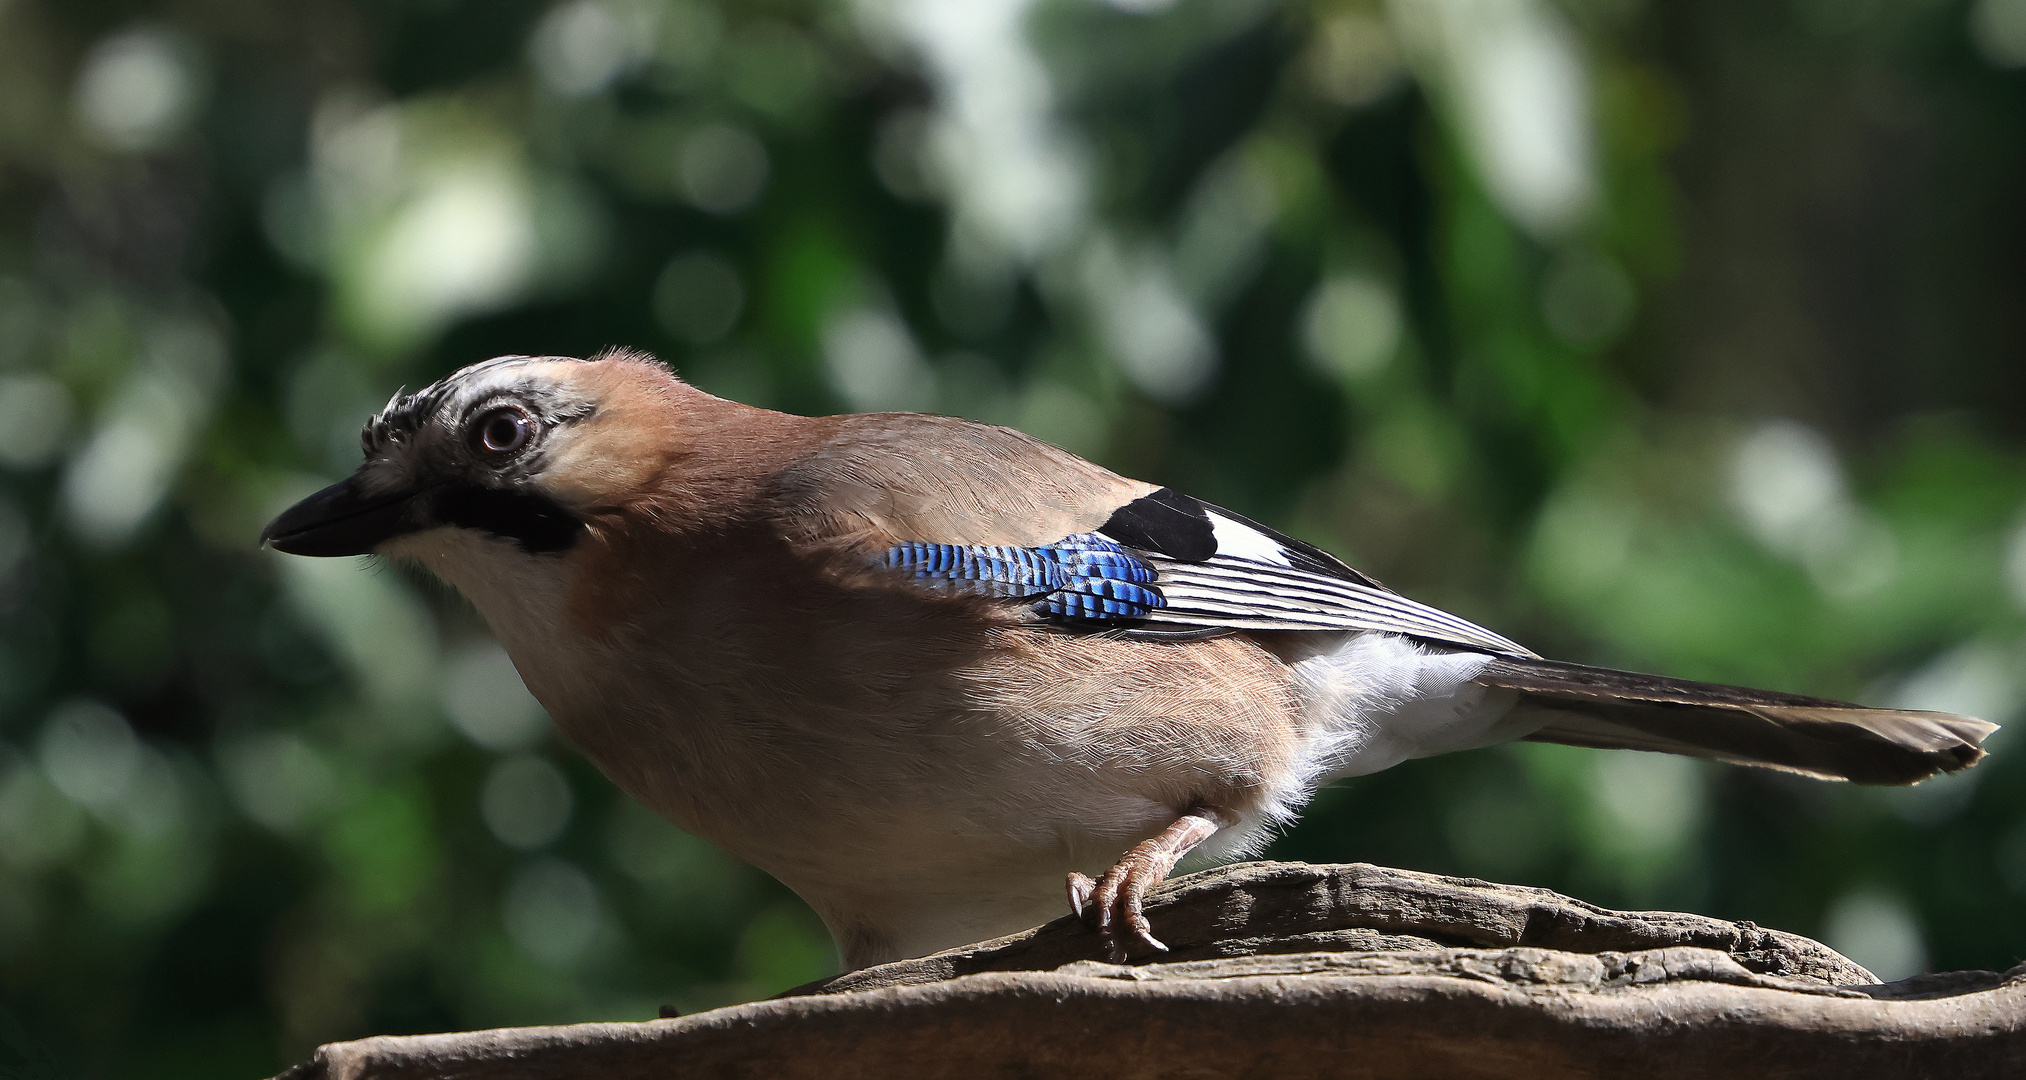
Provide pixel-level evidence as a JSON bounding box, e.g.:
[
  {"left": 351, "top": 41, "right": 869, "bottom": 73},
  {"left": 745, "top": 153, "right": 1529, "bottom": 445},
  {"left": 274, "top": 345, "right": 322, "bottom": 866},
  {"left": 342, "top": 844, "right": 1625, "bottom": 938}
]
[{"left": 1205, "top": 511, "right": 1292, "bottom": 566}]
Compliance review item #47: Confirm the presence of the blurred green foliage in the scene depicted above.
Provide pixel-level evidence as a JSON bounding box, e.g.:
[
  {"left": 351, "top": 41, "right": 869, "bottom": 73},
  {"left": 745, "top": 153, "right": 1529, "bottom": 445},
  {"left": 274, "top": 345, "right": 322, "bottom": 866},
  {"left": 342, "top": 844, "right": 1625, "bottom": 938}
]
[{"left": 2, "top": 0, "right": 2026, "bottom": 1075}]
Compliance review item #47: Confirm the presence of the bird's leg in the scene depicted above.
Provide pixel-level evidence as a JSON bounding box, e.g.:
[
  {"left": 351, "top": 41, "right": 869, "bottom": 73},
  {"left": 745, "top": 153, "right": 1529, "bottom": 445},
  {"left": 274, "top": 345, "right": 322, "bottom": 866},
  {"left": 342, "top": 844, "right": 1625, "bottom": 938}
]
[{"left": 1066, "top": 805, "right": 1233, "bottom": 962}]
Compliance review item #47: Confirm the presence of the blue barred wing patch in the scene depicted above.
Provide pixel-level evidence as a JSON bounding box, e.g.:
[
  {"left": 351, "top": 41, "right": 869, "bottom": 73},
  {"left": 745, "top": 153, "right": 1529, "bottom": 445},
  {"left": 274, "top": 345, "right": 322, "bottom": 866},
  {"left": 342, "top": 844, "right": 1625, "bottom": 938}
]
[{"left": 883, "top": 533, "right": 1164, "bottom": 622}]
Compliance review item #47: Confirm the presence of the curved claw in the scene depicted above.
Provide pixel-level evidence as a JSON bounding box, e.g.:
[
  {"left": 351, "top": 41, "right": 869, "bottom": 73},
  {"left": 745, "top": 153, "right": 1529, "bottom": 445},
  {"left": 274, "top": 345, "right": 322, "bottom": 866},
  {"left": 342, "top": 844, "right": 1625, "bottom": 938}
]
[
  {"left": 1066, "top": 872, "right": 1097, "bottom": 924},
  {"left": 1062, "top": 807, "right": 1232, "bottom": 962},
  {"left": 1118, "top": 860, "right": 1168, "bottom": 954}
]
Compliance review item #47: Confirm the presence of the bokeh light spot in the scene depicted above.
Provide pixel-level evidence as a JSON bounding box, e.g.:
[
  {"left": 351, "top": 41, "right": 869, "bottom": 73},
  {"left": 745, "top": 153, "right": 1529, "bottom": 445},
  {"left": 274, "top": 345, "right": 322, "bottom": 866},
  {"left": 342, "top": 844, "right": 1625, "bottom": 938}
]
[
  {"left": 1823, "top": 889, "right": 1927, "bottom": 982},
  {"left": 677, "top": 124, "right": 770, "bottom": 215},
  {"left": 73, "top": 26, "right": 203, "bottom": 152},
  {"left": 503, "top": 857, "right": 604, "bottom": 967},
  {"left": 441, "top": 641, "right": 550, "bottom": 752},
  {"left": 1302, "top": 274, "right": 1402, "bottom": 380},
  {"left": 481, "top": 754, "right": 574, "bottom": 851},
  {"left": 654, "top": 251, "right": 746, "bottom": 345}
]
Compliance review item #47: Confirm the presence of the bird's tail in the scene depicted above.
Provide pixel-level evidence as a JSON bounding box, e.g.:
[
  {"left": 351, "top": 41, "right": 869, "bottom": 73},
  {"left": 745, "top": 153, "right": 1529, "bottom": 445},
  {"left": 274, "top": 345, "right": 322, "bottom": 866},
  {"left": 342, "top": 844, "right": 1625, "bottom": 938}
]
[{"left": 1474, "top": 657, "right": 1996, "bottom": 785}]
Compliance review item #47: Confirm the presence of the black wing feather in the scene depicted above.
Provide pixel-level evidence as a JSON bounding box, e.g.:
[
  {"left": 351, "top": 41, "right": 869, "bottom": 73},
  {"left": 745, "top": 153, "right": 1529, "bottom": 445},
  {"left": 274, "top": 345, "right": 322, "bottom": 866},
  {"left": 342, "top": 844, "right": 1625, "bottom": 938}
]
[{"left": 1097, "top": 488, "right": 1216, "bottom": 562}]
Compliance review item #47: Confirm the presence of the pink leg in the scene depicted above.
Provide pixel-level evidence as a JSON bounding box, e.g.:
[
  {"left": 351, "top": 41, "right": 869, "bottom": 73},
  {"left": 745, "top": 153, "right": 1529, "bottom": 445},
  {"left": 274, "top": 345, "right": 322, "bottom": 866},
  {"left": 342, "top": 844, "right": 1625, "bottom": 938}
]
[{"left": 1065, "top": 806, "right": 1233, "bottom": 962}]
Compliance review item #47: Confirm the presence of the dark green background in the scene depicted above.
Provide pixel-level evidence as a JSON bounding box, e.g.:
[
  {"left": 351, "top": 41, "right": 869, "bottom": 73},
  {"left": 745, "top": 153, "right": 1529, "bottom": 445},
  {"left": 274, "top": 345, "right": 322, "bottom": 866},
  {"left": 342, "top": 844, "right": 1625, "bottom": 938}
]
[{"left": 2, "top": 0, "right": 2024, "bottom": 1076}]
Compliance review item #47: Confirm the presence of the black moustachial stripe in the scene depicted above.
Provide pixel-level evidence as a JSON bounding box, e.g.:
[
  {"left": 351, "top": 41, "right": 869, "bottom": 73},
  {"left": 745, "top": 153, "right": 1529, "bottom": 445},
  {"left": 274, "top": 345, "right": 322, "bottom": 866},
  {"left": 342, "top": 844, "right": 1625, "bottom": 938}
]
[
  {"left": 433, "top": 484, "right": 583, "bottom": 554},
  {"left": 1099, "top": 488, "right": 1216, "bottom": 562}
]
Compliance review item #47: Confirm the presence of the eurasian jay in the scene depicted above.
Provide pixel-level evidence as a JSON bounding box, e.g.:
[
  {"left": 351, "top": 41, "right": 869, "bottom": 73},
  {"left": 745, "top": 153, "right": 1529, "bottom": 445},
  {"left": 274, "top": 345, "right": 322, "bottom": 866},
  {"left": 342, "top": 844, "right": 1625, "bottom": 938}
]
[{"left": 262, "top": 350, "right": 1995, "bottom": 968}]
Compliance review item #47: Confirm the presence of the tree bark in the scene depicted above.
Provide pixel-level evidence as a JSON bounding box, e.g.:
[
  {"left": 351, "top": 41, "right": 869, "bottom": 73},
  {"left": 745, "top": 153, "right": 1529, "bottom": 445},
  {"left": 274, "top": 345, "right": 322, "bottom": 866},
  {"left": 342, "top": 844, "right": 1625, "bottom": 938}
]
[{"left": 274, "top": 862, "right": 2026, "bottom": 1080}]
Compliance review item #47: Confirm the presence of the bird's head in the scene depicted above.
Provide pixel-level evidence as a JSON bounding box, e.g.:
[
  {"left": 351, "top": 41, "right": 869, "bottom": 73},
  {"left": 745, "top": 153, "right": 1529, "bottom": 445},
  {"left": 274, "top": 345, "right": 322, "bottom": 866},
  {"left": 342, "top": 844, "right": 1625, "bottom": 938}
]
[{"left": 260, "top": 350, "right": 692, "bottom": 562}]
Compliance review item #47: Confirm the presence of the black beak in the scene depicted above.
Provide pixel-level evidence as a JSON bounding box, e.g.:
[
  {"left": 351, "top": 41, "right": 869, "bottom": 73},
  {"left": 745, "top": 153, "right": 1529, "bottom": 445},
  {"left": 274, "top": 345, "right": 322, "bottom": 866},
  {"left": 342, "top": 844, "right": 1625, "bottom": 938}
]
[{"left": 260, "top": 476, "right": 431, "bottom": 556}]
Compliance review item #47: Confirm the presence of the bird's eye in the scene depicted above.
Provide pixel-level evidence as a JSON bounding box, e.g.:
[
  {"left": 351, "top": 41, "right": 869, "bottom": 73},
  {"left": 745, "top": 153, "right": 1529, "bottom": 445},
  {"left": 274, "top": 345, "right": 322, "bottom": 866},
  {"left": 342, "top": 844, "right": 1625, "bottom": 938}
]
[{"left": 472, "top": 406, "right": 533, "bottom": 457}]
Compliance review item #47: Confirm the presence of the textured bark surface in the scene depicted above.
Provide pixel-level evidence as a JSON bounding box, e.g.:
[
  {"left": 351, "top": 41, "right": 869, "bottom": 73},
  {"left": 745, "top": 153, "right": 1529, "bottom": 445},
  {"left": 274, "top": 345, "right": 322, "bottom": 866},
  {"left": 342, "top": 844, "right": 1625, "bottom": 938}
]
[{"left": 274, "top": 862, "right": 2026, "bottom": 1080}]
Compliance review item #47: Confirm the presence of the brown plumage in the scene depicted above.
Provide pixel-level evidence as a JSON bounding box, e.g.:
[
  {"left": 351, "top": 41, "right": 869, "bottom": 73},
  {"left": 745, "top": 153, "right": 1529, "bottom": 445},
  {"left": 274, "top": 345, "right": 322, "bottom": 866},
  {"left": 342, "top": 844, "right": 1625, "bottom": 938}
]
[{"left": 261, "top": 350, "right": 1997, "bottom": 968}]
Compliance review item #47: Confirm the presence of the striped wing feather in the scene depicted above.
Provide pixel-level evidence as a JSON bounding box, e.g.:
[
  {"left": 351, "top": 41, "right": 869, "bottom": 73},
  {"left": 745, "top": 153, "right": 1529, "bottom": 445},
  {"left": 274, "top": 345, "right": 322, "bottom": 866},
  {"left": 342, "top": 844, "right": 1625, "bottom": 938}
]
[{"left": 1136, "top": 555, "right": 1537, "bottom": 658}]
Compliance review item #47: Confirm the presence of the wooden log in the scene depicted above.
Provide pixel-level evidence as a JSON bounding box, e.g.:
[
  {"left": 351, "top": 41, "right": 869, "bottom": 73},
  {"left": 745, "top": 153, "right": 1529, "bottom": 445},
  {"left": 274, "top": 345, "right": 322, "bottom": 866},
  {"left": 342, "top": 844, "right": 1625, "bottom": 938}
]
[{"left": 274, "top": 862, "right": 2026, "bottom": 1080}]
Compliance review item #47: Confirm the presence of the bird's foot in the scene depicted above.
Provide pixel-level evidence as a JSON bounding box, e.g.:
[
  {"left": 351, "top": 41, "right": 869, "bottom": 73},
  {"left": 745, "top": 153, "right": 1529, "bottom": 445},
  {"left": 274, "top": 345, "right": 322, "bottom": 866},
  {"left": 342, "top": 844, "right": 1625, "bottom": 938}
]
[
  {"left": 1066, "top": 845, "right": 1175, "bottom": 961},
  {"left": 1065, "top": 807, "right": 1230, "bottom": 963}
]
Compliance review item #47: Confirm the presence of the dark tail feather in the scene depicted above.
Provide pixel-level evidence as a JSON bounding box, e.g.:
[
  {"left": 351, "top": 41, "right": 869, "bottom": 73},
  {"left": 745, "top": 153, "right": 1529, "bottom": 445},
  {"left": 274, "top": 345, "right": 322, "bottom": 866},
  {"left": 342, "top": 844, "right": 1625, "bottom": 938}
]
[{"left": 1475, "top": 657, "right": 1996, "bottom": 786}]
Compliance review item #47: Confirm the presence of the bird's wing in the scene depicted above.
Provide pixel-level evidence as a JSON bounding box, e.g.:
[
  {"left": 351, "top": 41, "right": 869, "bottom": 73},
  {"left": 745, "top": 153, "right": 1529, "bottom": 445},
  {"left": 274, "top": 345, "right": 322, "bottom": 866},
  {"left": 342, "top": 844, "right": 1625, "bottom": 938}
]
[
  {"left": 770, "top": 415, "right": 1530, "bottom": 656},
  {"left": 879, "top": 485, "right": 1537, "bottom": 658}
]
